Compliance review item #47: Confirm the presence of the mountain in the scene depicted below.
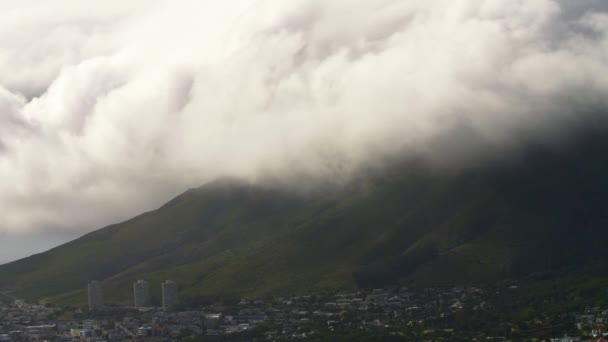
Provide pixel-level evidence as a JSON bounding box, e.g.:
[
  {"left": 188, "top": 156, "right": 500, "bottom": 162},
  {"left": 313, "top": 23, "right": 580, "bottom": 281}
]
[{"left": 1, "top": 127, "right": 608, "bottom": 307}]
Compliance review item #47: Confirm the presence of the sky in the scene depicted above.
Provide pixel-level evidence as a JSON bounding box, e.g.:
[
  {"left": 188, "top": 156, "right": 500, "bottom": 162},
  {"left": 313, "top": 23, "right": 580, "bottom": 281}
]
[{"left": 1, "top": 0, "right": 608, "bottom": 264}]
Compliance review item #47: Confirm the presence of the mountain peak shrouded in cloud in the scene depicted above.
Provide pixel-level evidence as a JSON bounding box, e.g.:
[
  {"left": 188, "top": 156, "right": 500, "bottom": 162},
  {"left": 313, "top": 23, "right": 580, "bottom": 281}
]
[{"left": 1, "top": 0, "right": 608, "bottom": 238}]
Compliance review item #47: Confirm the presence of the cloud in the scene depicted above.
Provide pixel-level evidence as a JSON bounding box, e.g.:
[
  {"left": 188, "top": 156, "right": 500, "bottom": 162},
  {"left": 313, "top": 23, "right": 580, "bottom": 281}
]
[{"left": 1, "top": 0, "right": 608, "bottom": 235}]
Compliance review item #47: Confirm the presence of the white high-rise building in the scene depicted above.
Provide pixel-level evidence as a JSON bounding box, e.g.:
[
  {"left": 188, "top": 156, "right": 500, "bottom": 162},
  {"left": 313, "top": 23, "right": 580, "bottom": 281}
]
[
  {"left": 87, "top": 281, "right": 103, "bottom": 311},
  {"left": 162, "top": 280, "right": 178, "bottom": 309},
  {"left": 133, "top": 280, "right": 150, "bottom": 308}
]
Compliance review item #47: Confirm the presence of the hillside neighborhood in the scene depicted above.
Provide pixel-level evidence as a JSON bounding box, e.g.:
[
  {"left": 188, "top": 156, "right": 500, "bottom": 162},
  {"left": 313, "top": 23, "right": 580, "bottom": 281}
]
[{"left": 1, "top": 284, "right": 608, "bottom": 341}]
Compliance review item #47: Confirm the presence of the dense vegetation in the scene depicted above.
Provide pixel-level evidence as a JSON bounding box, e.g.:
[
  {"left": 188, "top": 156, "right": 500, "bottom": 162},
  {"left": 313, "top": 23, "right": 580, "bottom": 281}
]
[{"left": 1, "top": 127, "right": 607, "bottom": 307}]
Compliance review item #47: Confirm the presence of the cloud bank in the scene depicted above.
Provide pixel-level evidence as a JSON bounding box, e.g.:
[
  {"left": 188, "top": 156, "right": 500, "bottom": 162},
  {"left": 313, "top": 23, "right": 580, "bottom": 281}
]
[{"left": 1, "top": 0, "right": 608, "bottom": 235}]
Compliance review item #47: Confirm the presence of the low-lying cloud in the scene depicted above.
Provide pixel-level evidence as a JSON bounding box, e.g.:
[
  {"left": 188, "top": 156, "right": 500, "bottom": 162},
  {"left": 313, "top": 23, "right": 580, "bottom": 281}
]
[{"left": 1, "top": 0, "right": 608, "bottom": 235}]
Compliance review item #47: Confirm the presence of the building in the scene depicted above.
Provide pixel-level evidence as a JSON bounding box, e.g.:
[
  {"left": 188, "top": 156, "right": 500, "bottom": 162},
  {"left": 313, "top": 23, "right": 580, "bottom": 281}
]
[
  {"left": 137, "top": 325, "right": 152, "bottom": 337},
  {"left": 25, "top": 325, "right": 56, "bottom": 340},
  {"left": 133, "top": 280, "right": 150, "bottom": 308},
  {"left": 87, "top": 281, "right": 103, "bottom": 311},
  {"left": 204, "top": 314, "right": 222, "bottom": 329},
  {"left": 162, "top": 280, "right": 178, "bottom": 309}
]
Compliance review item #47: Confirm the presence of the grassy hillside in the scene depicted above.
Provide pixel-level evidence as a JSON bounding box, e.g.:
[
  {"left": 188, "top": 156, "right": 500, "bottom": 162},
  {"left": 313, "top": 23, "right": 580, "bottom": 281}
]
[{"left": 1, "top": 129, "right": 608, "bottom": 307}]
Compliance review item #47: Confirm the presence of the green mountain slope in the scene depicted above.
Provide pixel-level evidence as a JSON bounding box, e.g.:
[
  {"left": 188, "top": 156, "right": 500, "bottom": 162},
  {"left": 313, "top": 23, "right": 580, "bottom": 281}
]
[{"left": 1, "top": 129, "right": 608, "bottom": 306}]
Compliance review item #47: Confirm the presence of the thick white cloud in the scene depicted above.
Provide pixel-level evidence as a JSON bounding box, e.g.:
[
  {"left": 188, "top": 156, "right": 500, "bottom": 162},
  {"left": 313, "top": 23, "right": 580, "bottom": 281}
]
[{"left": 1, "top": 0, "right": 608, "bottom": 235}]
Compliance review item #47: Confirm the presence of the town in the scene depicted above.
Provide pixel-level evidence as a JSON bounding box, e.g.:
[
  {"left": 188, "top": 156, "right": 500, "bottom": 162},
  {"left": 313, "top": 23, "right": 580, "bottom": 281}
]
[{"left": 1, "top": 281, "right": 608, "bottom": 341}]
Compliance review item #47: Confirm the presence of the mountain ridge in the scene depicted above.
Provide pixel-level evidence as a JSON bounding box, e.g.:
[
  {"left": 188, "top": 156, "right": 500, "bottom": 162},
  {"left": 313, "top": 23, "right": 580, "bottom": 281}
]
[{"left": 1, "top": 127, "right": 608, "bottom": 306}]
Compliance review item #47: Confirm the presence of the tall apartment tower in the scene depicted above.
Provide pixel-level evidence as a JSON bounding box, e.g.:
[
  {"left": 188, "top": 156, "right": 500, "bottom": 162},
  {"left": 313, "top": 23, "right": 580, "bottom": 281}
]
[
  {"left": 133, "top": 280, "right": 150, "bottom": 308},
  {"left": 87, "top": 281, "right": 103, "bottom": 311},
  {"left": 162, "top": 280, "right": 178, "bottom": 309}
]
